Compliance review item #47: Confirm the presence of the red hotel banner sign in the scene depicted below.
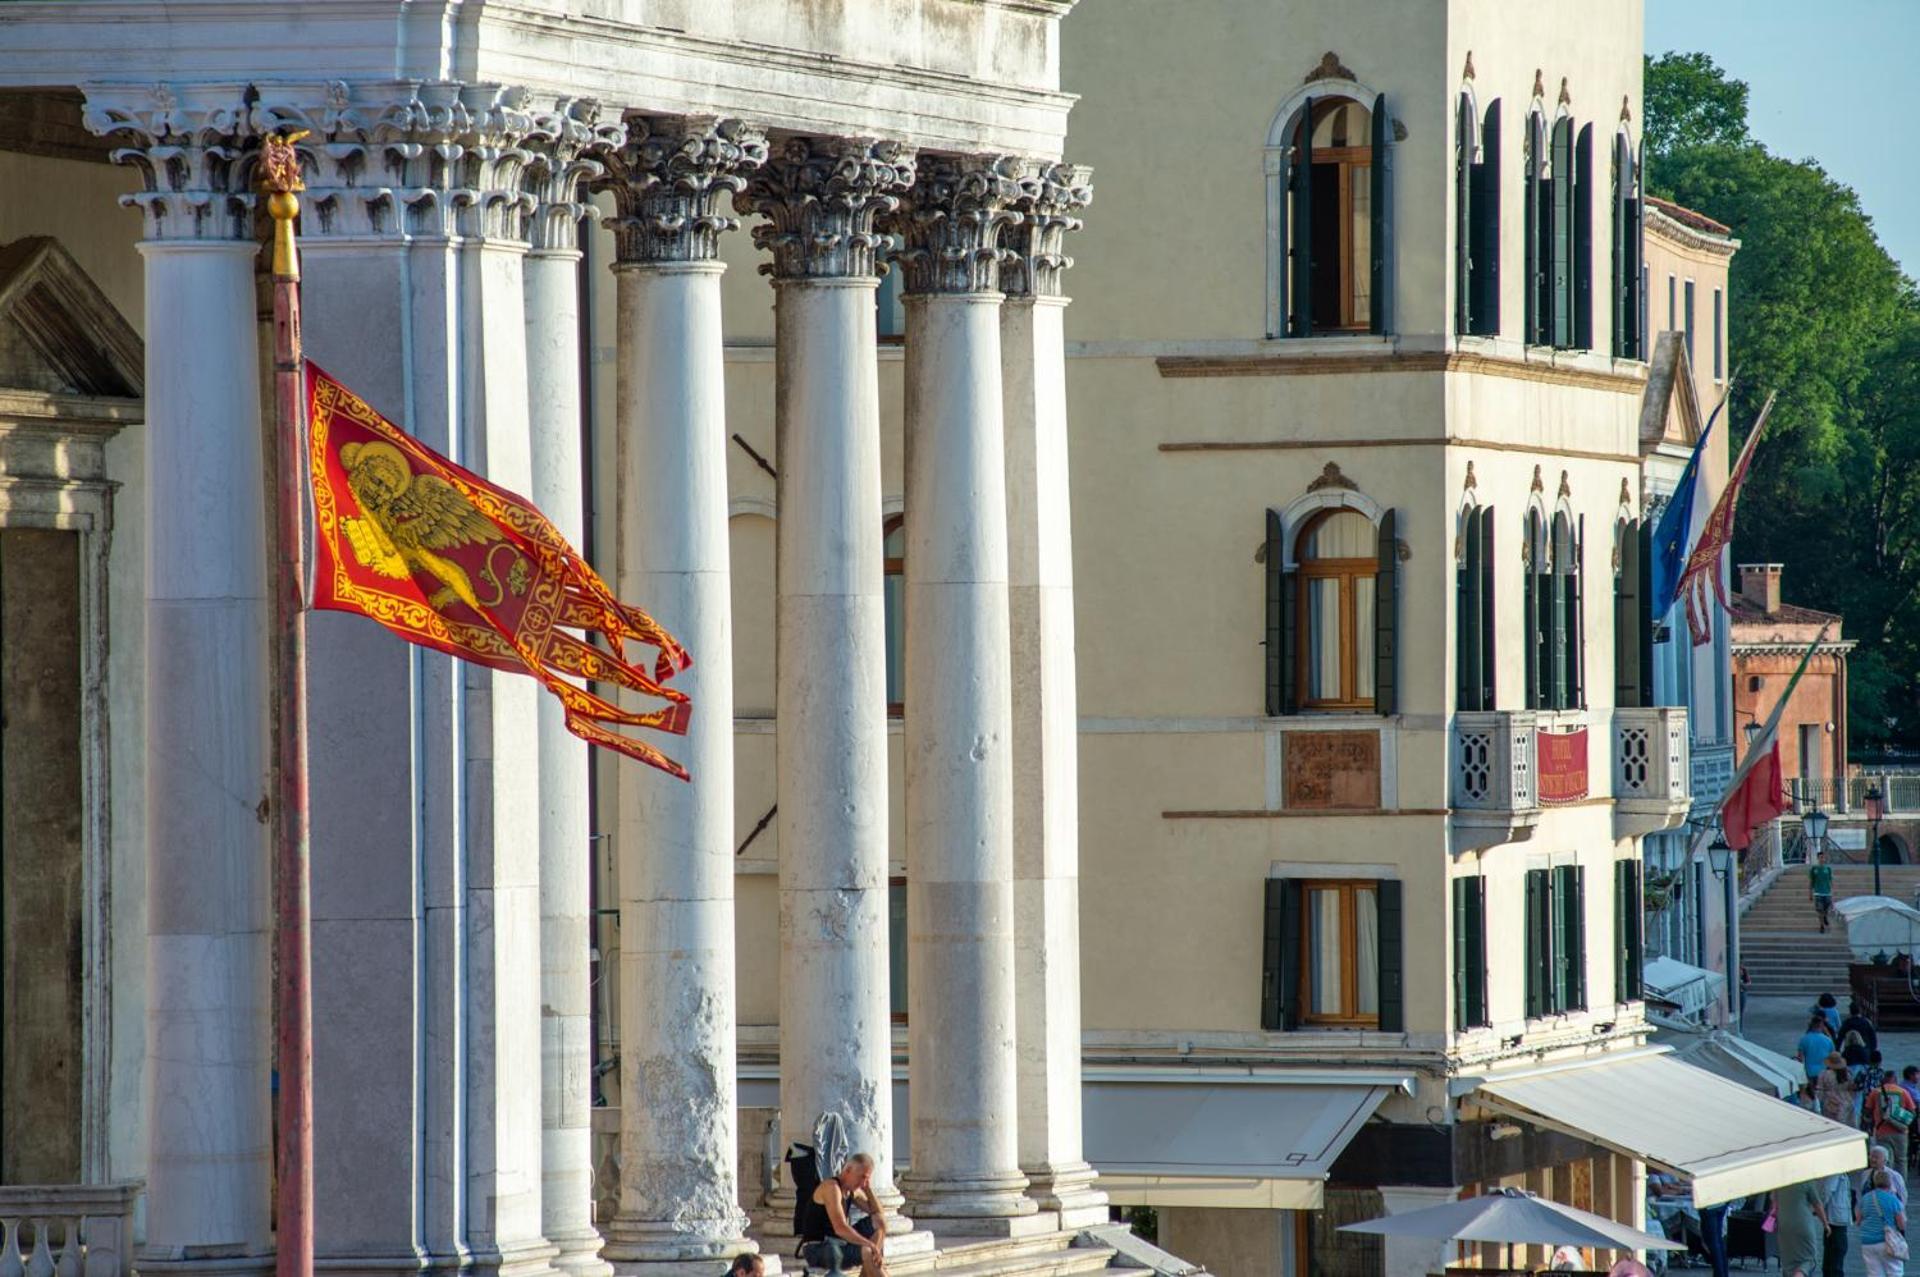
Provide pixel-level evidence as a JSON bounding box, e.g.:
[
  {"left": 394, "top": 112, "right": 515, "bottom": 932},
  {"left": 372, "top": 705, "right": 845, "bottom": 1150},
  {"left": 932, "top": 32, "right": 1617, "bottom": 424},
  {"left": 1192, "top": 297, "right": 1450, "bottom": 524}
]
[{"left": 1537, "top": 727, "right": 1590, "bottom": 804}]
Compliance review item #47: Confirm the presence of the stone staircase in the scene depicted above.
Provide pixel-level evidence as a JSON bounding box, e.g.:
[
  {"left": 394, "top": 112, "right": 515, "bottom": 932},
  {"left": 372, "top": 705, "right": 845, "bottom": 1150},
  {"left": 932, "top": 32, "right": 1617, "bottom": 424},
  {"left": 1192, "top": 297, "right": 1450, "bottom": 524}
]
[
  {"left": 763, "top": 1226, "right": 1189, "bottom": 1277},
  {"left": 1741, "top": 865, "right": 1920, "bottom": 997}
]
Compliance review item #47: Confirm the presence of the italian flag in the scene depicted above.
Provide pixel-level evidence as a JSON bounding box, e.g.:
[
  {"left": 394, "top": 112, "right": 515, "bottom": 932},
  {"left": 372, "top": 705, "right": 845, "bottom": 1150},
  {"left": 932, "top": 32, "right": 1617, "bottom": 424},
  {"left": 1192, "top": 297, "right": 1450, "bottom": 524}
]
[{"left": 1717, "top": 624, "right": 1830, "bottom": 850}]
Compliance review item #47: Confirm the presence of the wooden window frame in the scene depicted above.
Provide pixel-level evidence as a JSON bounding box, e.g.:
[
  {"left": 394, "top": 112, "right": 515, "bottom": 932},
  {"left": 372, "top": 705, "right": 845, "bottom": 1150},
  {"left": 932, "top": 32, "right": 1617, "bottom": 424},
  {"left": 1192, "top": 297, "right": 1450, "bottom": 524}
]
[
  {"left": 1298, "top": 101, "right": 1374, "bottom": 334},
  {"left": 1297, "top": 878, "right": 1380, "bottom": 1028},
  {"left": 1295, "top": 510, "right": 1375, "bottom": 711},
  {"left": 883, "top": 514, "right": 904, "bottom": 717}
]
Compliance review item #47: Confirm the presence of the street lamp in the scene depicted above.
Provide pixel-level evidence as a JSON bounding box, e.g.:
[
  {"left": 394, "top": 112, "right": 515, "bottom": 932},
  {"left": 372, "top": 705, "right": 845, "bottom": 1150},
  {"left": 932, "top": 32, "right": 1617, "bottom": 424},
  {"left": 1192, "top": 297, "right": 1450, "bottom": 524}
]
[
  {"left": 1706, "top": 832, "right": 1742, "bottom": 1031},
  {"left": 1867, "top": 783, "right": 1887, "bottom": 897}
]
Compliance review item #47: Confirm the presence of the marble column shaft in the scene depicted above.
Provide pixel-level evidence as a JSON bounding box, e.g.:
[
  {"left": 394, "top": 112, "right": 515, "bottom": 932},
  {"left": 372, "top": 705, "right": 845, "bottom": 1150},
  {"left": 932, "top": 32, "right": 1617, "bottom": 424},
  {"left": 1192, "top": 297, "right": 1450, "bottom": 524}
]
[
  {"left": 525, "top": 104, "right": 622, "bottom": 1277},
  {"left": 1002, "top": 165, "right": 1106, "bottom": 1228},
  {"left": 88, "top": 81, "right": 275, "bottom": 1272},
  {"left": 735, "top": 136, "right": 916, "bottom": 1235},
  {"left": 600, "top": 115, "right": 763, "bottom": 1275},
  {"left": 893, "top": 155, "right": 1036, "bottom": 1228}
]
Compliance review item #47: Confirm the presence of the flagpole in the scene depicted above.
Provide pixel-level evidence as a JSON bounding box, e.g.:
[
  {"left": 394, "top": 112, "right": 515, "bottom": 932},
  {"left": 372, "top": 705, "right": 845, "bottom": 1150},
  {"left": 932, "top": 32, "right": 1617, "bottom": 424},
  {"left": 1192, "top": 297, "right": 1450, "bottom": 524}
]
[{"left": 261, "top": 131, "right": 314, "bottom": 1277}]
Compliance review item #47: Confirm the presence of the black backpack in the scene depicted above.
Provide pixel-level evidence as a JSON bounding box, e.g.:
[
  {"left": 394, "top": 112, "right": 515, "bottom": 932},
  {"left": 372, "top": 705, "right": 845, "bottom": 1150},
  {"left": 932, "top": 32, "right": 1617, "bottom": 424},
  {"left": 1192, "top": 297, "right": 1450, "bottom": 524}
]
[{"left": 787, "top": 1142, "right": 821, "bottom": 1238}]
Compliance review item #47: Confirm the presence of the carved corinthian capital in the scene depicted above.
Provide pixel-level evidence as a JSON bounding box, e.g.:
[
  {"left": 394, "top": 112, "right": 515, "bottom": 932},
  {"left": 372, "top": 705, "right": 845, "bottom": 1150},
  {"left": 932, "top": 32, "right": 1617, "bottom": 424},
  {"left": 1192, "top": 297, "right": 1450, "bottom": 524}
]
[
  {"left": 81, "top": 82, "right": 254, "bottom": 241},
  {"left": 247, "top": 79, "right": 544, "bottom": 240},
  {"left": 733, "top": 137, "right": 917, "bottom": 280},
  {"left": 886, "top": 154, "right": 1029, "bottom": 296},
  {"left": 598, "top": 116, "right": 768, "bottom": 265},
  {"left": 524, "top": 98, "right": 627, "bottom": 254},
  {"left": 1004, "top": 163, "right": 1092, "bottom": 299}
]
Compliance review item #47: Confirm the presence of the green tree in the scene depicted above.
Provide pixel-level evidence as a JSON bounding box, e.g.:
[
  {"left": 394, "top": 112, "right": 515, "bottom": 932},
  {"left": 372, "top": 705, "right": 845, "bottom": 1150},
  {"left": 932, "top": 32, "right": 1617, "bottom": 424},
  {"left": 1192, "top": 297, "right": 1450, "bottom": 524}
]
[
  {"left": 1644, "top": 52, "right": 1750, "bottom": 164},
  {"left": 1645, "top": 55, "right": 1920, "bottom": 748}
]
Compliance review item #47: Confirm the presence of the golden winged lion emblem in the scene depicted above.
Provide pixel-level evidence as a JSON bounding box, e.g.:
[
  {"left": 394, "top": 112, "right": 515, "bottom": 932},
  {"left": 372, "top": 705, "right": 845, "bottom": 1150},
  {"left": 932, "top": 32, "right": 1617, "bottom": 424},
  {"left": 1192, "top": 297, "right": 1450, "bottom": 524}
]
[{"left": 337, "top": 440, "right": 526, "bottom": 612}]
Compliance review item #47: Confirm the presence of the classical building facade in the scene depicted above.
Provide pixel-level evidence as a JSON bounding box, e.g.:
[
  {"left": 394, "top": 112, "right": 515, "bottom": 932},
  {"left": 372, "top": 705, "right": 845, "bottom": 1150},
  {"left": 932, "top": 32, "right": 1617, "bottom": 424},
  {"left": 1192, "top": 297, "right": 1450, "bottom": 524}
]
[{"left": 0, "top": 4, "right": 1151, "bottom": 1277}]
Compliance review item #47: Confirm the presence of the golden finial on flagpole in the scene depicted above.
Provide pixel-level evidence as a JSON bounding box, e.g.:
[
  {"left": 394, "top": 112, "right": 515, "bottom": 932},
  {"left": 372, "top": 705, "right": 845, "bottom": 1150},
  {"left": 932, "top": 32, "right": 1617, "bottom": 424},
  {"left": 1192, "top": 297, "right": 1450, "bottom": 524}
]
[{"left": 259, "top": 129, "right": 308, "bottom": 280}]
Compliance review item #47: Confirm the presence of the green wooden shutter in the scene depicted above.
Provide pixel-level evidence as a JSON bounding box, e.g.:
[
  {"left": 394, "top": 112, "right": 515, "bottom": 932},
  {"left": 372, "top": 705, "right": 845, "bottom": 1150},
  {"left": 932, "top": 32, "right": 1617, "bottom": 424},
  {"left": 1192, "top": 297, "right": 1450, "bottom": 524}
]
[
  {"left": 1573, "top": 124, "right": 1594, "bottom": 351},
  {"left": 1523, "top": 515, "right": 1540, "bottom": 708},
  {"left": 1612, "top": 132, "right": 1632, "bottom": 358},
  {"left": 1455, "top": 93, "right": 1472, "bottom": 336},
  {"left": 1453, "top": 877, "right": 1488, "bottom": 1029},
  {"left": 1470, "top": 104, "right": 1502, "bottom": 337},
  {"left": 1452, "top": 878, "right": 1469, "bottom": 1029},
  {"left": 1289, "top": 98, "right": 1315, "bottom": 338},
  {"left": 1370, "top": 93, "right": 1390, "bottom": 336},
  {"left": 1376, "top": 878, "right": 1404, "bottom": 1032},
  {"left": 1280, "top": 568, "right": 1299, "bottom": 715},
  {"left": 1623, "top": 861, "right": 1644, "bottom": 1000},
  {"left": 1614, "top": 519, "right": 1641, "bottom": 708},
  {"left": 1549, "top": 517, "right": 1569, "bottom": 711},
  {"left": 1612, "top": 860, "right": 1627, "bottom": 1001},
  {"left": 1636, "top": 519, "right": 1655, "bottom": 707},
  {"left": 1564, "top": 865, "right": 1587, "bottom": 1011},
  {"left": 1265, "top": 509, "right": 1284, "bottom": 716},
  {"left": 1524, "top": 869, "right": 1546, "bottom": 1018},
  {"left": 1375, "top": 508, "right": 1398, "bottom": 715},
  {"left": 1571, "top": 514, "right": 1586, "bottom": 709},
  {"left": 1549, "top": 865, "right": 1571, "bottom": 1013},
  {"left": 1631, "top": 142, "right": 1647, "bottom": 358},
  {"left": 1480, "top": 507, "right": 1496, "bottom": 708},
  {"left": 1524, "top": 112, "right": 1543, "bottom": 344},
  {"left": 1456, "top": 509, "right": 1473, "bottom": 710},
  {"left": 1262, "top": 877, "right": 1302, "bottom": 1030},
  {"left": 1551, "top": 117, "right": 1574, "bottom": 349}
]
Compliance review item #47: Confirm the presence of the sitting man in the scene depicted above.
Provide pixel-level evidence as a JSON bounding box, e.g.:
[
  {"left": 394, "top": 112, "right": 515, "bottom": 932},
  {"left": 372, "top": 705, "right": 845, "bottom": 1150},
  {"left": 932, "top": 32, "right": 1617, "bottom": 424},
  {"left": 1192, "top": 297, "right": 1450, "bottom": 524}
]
[{"left": 802, "top": 1152, "right": 887, "bottom": 1275}]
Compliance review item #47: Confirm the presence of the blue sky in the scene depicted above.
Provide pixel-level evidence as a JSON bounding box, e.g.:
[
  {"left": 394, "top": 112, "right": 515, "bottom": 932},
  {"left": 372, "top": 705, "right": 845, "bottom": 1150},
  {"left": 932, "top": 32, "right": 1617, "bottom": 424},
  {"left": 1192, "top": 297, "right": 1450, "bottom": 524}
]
[{"left": 1646, "top": 0, "right": 1917, "bottom": 278}]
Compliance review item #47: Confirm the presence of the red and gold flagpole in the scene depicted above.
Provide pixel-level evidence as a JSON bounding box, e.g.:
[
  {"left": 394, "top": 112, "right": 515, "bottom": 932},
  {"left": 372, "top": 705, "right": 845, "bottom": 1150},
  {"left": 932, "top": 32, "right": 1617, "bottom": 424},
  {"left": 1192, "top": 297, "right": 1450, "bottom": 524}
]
[{"left": 260, "top": 130, "right": 314, "bottom": 1277}]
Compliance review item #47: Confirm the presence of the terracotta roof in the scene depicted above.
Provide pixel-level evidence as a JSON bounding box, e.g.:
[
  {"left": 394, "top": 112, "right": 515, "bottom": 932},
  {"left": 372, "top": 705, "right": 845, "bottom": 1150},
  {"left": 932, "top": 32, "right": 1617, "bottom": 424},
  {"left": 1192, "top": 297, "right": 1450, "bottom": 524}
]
[
  {"left": 1646, "top": 195, "right": 1733, "bottom": 239},
  {"left": 1729, "top": 597, "right": 1841, "bottom": 626}
]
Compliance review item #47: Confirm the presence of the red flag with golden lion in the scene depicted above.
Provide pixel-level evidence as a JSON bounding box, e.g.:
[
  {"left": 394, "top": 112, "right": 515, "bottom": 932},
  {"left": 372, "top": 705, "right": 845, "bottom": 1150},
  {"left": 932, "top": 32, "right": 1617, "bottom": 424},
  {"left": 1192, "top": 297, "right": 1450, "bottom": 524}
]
[{"left": 305, "top": 363, "right": 694, "bottom": 780}]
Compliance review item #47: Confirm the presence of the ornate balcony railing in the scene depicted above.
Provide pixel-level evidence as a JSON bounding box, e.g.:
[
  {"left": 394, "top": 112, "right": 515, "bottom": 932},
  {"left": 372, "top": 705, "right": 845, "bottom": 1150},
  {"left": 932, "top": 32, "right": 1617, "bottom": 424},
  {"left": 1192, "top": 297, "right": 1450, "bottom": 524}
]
[
  {"left": 0, "top": 1184, "right": 138, "bottom": 1277},
  {"left": 1614, "top": 705, "right": 1691, "bottom": 838},
  {"left": 1452, "top": 710, "right": 1541, "bottom": 852}
]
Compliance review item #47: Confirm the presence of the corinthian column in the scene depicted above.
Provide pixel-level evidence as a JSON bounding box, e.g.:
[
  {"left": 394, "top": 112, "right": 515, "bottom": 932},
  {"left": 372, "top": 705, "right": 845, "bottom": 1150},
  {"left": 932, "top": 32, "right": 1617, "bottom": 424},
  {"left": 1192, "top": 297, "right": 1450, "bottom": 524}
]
[
  {"left": 84, "top": 80, "right": 274, "bottom": 1277},
  {"left": 599, "top": 115, "right": 765, "bottom": 1275},
  {"left": 735, "top": 136, "right": 930, "bottom": 1254},
  {"left": 1001, "top": 164, "right": 1106, "bottom": 1229},
  {"left": 891, "top": 154, "right": 1039, "bottom": 1232},
  {"left": 523, "top": 100, "right": 624, "bottom": 1277}
]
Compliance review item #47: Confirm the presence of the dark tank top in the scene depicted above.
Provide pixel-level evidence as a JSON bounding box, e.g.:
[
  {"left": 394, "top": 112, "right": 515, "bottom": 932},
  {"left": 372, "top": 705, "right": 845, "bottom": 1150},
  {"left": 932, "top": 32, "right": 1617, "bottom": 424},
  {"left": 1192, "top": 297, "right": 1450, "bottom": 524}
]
[{"left": 800, "top": 1190, "right": 833, "bottom": 1243}]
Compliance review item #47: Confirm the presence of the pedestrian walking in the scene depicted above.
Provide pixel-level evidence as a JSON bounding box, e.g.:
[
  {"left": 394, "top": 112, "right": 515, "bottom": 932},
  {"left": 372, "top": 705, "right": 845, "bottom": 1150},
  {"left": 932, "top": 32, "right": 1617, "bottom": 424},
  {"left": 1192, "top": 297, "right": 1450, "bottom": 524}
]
[
  {"left": 1804, "top": 1015, "right": 1840, "bottom": 1083},
  {"left": 1819, "top": 992, "right": 1844, "bottom": 1035},
  {"left": 1812, "top": 856, "right": 1837, "bottom": 932},
  {"left": 1864, "top": 1145, "right": 1909, "bottom": 1208},
  {"left": 1825, "top": 1171, "right": 1855, "bottom": 1277},
  {"left": 1870, "top": 1078, "right": 1919, "bottom": 1172},
  {"left": 1857, "top": 1169, "right": 1908, "bottom": 1277},
  {"left": 1776, "top": 1178, "right": 1831, "bottom": 1277},
  {"left": 1843, "top": 1001, "right": 1881, "bottom": 1055},
  {"left": 1819, "top": 1053, "right": 1859, "bottom": 1125}
]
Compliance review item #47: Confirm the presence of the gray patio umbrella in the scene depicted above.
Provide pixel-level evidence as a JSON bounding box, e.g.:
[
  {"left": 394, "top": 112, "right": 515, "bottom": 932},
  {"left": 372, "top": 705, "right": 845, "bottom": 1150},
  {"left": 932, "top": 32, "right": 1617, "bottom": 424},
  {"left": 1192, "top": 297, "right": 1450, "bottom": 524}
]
[{"left": 1339, "top": 1187, "right": 1686, "bottom": 1254}]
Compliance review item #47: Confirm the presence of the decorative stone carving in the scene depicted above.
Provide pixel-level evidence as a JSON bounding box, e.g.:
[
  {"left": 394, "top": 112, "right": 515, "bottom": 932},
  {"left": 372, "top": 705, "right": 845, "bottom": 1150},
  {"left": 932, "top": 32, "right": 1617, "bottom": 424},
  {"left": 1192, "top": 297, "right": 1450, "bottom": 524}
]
[
  {"left": 1558, "top": 470, "right": 1572, "bottom": 500},
  {"left": 598, "top": 115, "right": 768, "bottom": 264},
  {"left": 1620, "top": 95, "right": 1633, "bottom": 125},
  {"left": 1559, "top": 77, "right": 1572, "bottom": 108},
  {"left": 733, "top": 136, "right": 916, "bottom": 280},
  {"left": 80, "top": 82, "right": 253, "bottom": 240},
  {"left": 1003, "top": 162, "right": 1092, "bottom": 299},
  {"left": 1283, "top": 731, "right": 1381, "bottom": 810},
  {"left": 1305, "top": 52, "right": 1357, "bottom": 84},
  {"left": 1307, "top": 460, "right": 1356, "bottom": 493},
  {"left": 1531, "top": 464, "right": 1544, "bottom": 493},
  {"left": 1533, "top": 69, "right": 1546, "bottom": 101},
  {"left": 1619, "top": 476, "right": 1632, "bottom": 506},
  {"left": 1463, "top": 51, "right": 1476, "bottom": 81},
  {"left": 524, "top": 98, "right": 626, "bottom": 254},
  {"left": 1463, "top": 460, "right": 1478, "bottom": 492},
  {"left": 248, "top": 79, "right": 546, "bottom": 240},
  {"left": 886, "top": 153, "right": 1028, "bottom": 295}
]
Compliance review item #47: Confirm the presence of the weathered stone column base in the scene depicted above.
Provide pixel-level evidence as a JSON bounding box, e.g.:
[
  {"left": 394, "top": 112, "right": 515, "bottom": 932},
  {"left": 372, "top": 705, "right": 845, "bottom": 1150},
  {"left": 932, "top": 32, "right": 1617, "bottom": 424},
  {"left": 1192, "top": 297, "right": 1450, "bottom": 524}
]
[
  {"left": 1021, "top": 1161, "right": 1109, "bottom": 1231},
  {"left": 548, "top": 1228, "right": 613, "bottom": 1277},
  {"left": 472, "top": 1237, "right": 562, "bottom": 1277},
  {"left": 901, "top": 1168, "right": 1045, "bottom": 1239},
  {"left": 603, "top": 1219, "right": 770, "bottom": 1277}
]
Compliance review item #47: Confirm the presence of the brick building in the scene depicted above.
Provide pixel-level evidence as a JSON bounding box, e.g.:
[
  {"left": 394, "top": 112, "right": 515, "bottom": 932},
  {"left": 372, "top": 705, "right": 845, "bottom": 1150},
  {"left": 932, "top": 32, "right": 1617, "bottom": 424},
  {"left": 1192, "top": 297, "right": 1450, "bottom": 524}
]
[{"left": 1730, "top": 563, "right": 1854, "bottom": 800}]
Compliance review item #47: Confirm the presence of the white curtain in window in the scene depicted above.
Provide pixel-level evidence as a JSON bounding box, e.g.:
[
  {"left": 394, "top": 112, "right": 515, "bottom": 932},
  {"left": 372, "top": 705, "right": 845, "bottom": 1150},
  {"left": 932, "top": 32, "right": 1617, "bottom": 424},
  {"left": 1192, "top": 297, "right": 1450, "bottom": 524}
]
[
  {"left": 1309, "top": 578, "right": 1341, "bottom": 700},
  {"left": 1355, "top": 888, "right": 1380, "bottom": 1015},
  {"left": 1354, "top": 576, "right": 1376, "bottom": 701},
  {"left": 1351, "top": 166, "right": 1372, "bottom": 327},
  {"left": 1310, "top": 888, "right": 1343, "bottom": 1014},
  {"left": 1307, "top": 510, "right": 1373, "bottom": 558}
]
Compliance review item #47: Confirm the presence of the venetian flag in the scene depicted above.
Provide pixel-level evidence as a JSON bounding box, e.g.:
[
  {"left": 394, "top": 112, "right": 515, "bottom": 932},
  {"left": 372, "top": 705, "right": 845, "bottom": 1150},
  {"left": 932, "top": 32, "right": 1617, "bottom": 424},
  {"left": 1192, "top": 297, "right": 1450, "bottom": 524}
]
[
  {"left": 304, "top": 363, "right": 696, "bottom": 780},
  {"left": 1715, "top": 624, "right": 1830, "bottom": 851},
  {"left": 1673, "top": 392, "right": 1777, "bottom": 647}
]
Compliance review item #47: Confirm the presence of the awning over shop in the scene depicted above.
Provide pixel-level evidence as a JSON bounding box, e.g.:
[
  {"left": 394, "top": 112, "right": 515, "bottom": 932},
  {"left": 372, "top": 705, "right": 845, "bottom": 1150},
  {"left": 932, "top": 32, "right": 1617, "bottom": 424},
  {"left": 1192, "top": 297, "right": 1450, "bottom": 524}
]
[
  {"left": 1469, "top": 1051, "right": 1865, "bottom": 1207},
  {"left": 1651, "top": 1019, "right": 1804, "bottom": 1099},
  {"left": 1643, "top": 956, "right": 1728, "bottom": 1018},
  {"left": 1082, "top": 1070, "right": 1410, "bottom": 1210}
]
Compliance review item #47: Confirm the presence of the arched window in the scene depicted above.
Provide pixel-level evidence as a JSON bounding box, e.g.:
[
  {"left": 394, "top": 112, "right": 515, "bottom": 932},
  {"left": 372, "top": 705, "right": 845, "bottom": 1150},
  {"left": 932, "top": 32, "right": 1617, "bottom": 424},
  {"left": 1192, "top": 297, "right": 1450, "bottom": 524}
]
[
  {"left": 1455, "top": 501, "right": 1496, "bottom": 711},
  {"left": 1276, "top": 93, "right": 1391, "bottom": 338},
  {"left": 1611, "top": 128, "right": 1646, "bottom": 359},
  {"left": 1525, "top": 107, "right": 1593, "bottom": 351},
  {"left": 1296, "top": 509, "right": 1377, "bottom": 709},
  {"left": 1613, "top": 516, "right": 1652, "bottom": 708},
  {"left": 1523, "top": 507, "right": 1549, "bottom": 706},
  {"left": 1524, "top": 508, "right": 1585, "bottom": 710},
  {"left": 1455, "top": 94, "right": 1502, "bottom": 338},
  {"left": 883, "top": 514, "right": 905, "bottom": 715}
]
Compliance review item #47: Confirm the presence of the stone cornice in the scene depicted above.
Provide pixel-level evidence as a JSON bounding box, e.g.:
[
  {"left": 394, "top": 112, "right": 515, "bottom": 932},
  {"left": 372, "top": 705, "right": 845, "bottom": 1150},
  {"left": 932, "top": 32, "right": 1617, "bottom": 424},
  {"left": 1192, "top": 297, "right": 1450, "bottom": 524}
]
[
  {"left": 1645, "top": 203, "right": 1741, "bottom": 258},
  {"left": 1003, "top": 161, "right": 1090, "bottom": 298},
  {"left": 598, "top": 115, "right": 767, "bottom": 265},
  {"left": 886, "top": 154, "right": 1028, "bottom": 295},
  {"left": 80, "top": 81, "right": 254, "bottom": 241},
  {"left": 1156, "top": 348, "right": 1650, "bottom": 394},
  {"left": 735, "top": 136, "right": 916, "bottom": 281}
]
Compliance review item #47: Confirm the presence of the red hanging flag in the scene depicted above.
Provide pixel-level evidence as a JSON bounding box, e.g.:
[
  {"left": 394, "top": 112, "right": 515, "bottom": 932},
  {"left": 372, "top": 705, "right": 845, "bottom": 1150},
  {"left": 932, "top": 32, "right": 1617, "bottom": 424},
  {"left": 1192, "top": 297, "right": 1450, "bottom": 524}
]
[{"left": 305, "top": 362, "right": 694, "bottom": 779}]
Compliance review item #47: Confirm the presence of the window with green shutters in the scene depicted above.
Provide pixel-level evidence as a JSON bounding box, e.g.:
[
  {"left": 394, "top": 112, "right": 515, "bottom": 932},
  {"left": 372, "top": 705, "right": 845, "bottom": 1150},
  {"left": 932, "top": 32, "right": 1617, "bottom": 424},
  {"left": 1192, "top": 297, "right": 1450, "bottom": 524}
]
[
  {"left": 1611, "top": 132, "right": 1646, "bottom": 360},
  {"left": 1262, "top": 877, "right": 1403, "bottom": 1032},
  {"left": 1524, "top": 110, "right": 1548, "bottom": 346},
  {"left": 1456, "top": 96, "right": 1502, "bottom": 338},
  {"left": 1281, "top": 95, "right": 1393, "bottom": 337},
  {"left": 1613, "top": 519, "right": 1654, "bottom": 709},
  {"left": 1265, "top": 506, "right": 1400, "bottom": 718},
  {"left": 1453, "top": 877, "right": 1489, "bottom": 1029},
  {"left": 1456, "top": 504, "right": 1496, "bottom": 711},
  {"left": 1524, "top": 865, "right": 1586, "bottom": 1018},
  {"left": 1525, "top": 511, "right": 1584, "bottom": 711},
  {"left": 1615, "top": 860, "right": 1645, "bottom": 1002},
  {"left": 1572, "top": 124, "right": 1594, "bottom": 351}
]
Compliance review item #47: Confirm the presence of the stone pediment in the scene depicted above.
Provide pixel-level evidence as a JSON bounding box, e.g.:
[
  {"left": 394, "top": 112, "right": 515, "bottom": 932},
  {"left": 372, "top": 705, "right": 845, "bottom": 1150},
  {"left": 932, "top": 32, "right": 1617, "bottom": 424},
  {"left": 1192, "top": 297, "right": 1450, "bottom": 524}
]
[
  {"left": 1637, "top": 330, "right": 1702, "bottom": 456},
  {"left": 0, "top": 237, "right": 142, "bottom": 400}
]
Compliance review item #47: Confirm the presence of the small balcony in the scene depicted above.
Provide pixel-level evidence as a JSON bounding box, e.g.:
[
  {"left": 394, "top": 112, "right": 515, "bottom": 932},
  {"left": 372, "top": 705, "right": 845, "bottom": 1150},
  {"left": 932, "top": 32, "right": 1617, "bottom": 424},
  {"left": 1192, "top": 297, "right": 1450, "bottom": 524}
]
[
  {"left": 1452, "top": 710, "right": 1541, "bottom": 852},
  {"left": 1614, "top": 705, "right": 1691, "bottom": 838}
]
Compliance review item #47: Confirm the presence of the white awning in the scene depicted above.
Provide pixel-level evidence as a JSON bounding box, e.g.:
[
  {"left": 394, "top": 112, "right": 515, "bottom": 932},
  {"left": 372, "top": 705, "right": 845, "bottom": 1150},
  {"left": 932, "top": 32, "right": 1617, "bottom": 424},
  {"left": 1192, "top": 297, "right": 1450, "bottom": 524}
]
[
  {"left": 1470, "top": 1051, "right": 1865, "bottom": 1207},
  {"left": 1652, "top": 1019, "right": 1804, "bottom": 1099},
  {"left": 1083, "top": 1071, "right": 1408, "bottom": 1210},
  {"left": 1643, "top": 956, "right": 1728, "bottom": 1017}
]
